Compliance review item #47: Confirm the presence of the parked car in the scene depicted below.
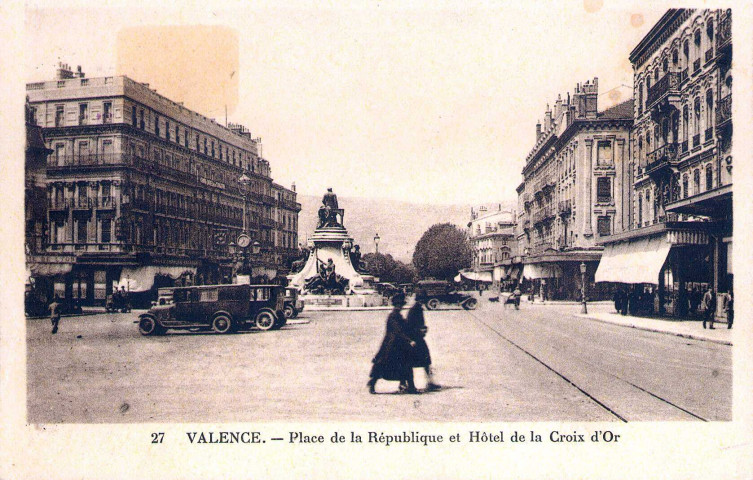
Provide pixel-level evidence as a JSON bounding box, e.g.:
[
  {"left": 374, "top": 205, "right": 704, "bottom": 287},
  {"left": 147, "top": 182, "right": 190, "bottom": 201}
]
[
  {"left": 375, "top": 282, "right": 401, "bottom": 297},
  {"left": 283, "top": 287, "right": 305, "bottom": 319},
  {"left": 137, "top": 284, "right": 286, "bottom": 336},
  {"left": 415, "top": 279, "right": 478, "bottom": 310}
]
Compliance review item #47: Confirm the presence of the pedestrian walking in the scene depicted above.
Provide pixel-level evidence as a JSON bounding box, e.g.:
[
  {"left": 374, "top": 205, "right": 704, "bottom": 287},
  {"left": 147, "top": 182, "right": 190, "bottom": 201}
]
[
  {"left": 367, "top": 293, "right": 417, "bottom": 394},
  {"left": 406, "top": 292, "right": 440, "bottom": 391},
  {"left": 724, "top": 288, "right": 733, "bottom": 329},
  {"left": 702, "top": 287, "right": 716, "bottom": 329},
  {"left": 513, "top": 286, "right": 521, "bottom": 310},
  {"left": 49, "top": 295, "right": 62, "bottom": 334}
]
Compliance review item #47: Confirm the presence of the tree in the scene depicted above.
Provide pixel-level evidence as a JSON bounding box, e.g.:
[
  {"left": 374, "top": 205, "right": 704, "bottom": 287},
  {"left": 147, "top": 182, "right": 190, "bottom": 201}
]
[
  {"left": 412, "top": 223, "right": 472, "bottom": 281},
  {"left": 362, "top": 252, "right": 417, "bottom": 284}
]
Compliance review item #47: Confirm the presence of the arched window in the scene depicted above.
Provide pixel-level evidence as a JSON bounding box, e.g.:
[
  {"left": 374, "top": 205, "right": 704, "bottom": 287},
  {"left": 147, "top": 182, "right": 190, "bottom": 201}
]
[
  {"left": 663, "top": 58, "right": 669, "bottom": 73},
  {"left": 694, "top": 97, "right": 702, "bottom": 137},
  {"left": 682, "top": 105, "right": 689, "bottom": 144},
  {"left": 654, "top": 69, "right": 659, "bottom": 81},
  {"left": 682, "top": 174, "right": 689, "bottom": 198},
  {"left": 694, "top": 169, "right": 701, "bottom": 194},
  {"left": 705, "top": 89, "right": 714, "bottom": 140},
  {"left": 683, "top": 40, "right": 690, "bottom": 67},
  {"left": 707, "top": 21, "right": 714, "bottom": 51},
  {"left": 706, "top": 164, "right": 713, "bottom": 190},
  {"left": 672, "top": 49, "right": 679, "bottom": 66}
]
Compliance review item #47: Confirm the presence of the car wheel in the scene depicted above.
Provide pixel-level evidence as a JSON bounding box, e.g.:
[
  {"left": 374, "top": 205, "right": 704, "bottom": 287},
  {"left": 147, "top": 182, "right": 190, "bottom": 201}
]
[
  {"left": 426, "top": 298, "right": 440, "bottom": 310},
  {"left": 212, "top": 314, "right": 234, "bottom": 334},
  {"left": 283, "top": 305, "right": 295, "bottom": 319},
  {"left": 138, "top": 316, "right": 158, "bottom": 336},
  {"left": 291, "top": 307, "right": 299, "bottom": 319},
  {"left": 255, "top": 310, "right": 276, "bottom": 331},
  {"left": 462, "top": 298, "right": 478, "bottom": 310}
]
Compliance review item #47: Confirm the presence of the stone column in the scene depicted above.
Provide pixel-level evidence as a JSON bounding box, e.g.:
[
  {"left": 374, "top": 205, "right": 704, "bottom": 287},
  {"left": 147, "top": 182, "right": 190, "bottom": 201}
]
[
  {"left": 583, "top": 139, "right": 593, "bottom": 237},
  {"left": 616, "top": 139, "right": 625, "bottom": 233}
]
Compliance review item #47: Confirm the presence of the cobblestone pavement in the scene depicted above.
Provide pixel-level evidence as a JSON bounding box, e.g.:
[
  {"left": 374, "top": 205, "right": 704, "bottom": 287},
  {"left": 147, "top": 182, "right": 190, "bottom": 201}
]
[{"left": 27, "top": 298, "right": 731, "bottom": 423}]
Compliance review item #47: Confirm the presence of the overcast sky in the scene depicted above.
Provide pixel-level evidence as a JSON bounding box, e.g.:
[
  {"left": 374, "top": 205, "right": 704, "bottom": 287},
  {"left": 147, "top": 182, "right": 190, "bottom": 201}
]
[{"left": 25, "top": 1, "right": 668, "bottom": 205}]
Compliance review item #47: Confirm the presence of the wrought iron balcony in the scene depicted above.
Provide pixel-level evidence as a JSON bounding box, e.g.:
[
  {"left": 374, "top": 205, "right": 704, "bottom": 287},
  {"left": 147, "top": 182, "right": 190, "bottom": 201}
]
[
  {"left": 646, "top": 72, "right": 681, "bottom": 111},
  {"left": 645, "top": 143, "right": 678, "bottom": 175},
  {"left": 716, "top": 94, "right": 731, "bottom": 127}
]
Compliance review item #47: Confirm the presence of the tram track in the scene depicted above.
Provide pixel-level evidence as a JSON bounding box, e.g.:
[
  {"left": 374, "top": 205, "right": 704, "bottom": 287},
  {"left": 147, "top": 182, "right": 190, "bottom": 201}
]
[{"left": 465, "top": 309, "right": 709, "bottom": 422}]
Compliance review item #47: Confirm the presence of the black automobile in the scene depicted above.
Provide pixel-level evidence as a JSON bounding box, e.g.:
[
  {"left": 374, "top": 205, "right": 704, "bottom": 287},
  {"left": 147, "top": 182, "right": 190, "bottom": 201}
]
[
  {"left": 283, "top": 287, "right": 304, "bottom": 319},
  {"left": 138, "top": 284, "right": 286, "bottom": 335},
  {"left": 415, "top": 279, "right": 478, "bottom": 310}
]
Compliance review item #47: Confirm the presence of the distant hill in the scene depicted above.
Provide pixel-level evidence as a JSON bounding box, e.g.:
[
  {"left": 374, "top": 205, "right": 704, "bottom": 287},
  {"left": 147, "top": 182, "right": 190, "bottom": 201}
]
[{"left": 297, "top": 195, "right": 515, "bottom": 262}]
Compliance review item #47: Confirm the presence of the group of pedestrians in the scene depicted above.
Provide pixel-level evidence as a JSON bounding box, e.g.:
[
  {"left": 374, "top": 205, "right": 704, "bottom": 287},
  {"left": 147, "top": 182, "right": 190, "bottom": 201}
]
[{"left": 367, "top": 291, "right": 440, "bottom": 394}]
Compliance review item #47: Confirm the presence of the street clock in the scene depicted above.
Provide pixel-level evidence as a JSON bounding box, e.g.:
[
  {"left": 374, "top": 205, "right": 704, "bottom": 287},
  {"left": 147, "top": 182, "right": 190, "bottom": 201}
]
[{"left": 236, "top": 233, "right": 251, "bottom": 249}]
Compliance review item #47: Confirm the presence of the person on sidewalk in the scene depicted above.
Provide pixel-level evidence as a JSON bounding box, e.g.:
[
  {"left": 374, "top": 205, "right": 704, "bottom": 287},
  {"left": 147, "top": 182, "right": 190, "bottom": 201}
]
[
  {"left": 367, "top": 293, "right": 417, "bottom": 394},
  {"left": 49, "top": 295, "right": 62, "bottom": 334},
  {"left": 702, "top": 287, "right": 716, "bottom": 329},
  {"left": 513, "top": 286, "right": 521, "bottom": 310},
  {"left": 406, "top": 291, "right": 440, "bottom": 392},
  {"left": 723, "top": 288, "right": 733, "bottom": 329}
]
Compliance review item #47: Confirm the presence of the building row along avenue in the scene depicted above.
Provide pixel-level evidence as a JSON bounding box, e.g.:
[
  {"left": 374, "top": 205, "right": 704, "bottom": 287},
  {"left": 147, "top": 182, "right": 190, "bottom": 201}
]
[
  {"left": 25, "top": 64, "right": 301, "bottom": 308},
  {"left": 487, "top": 8, "right": 733, "bottom": 320}
]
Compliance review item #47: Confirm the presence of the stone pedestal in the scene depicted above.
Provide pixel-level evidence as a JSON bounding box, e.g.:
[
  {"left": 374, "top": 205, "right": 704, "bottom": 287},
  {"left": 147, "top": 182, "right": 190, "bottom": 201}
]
[{"left": 288, "top": 226, "right": 364, "bottom": 292}]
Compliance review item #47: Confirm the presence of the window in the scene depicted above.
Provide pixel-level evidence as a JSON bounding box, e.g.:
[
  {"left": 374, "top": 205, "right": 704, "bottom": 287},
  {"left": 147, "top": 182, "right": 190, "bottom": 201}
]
[
  {"left": 155, "top": 115, "right": 160, "bottom": 136},
  {"left": 597, "top": 177, "right": 612, "bottom": 203},
  {"left": 78, "top": 103, "right": 88, "bottom": 125},
  {"left": 694, "top": 97, "right": 701, "bottom": 136},
  {"left": 683, "top": 40, "right": 690, "bottom": 67},
  {"left": 101, "top": 218, "right": 111, "bottom": 243},
  {"left": 638, "top": 194, "right": 643, "bottom": 226},
  {"left": 672, "top": 49, "right": 678, "bottom": 66},
  {"left": 706, "top": 89, "right": 714, "bottom": 137},
  {"left": 682, "top": 105, "right": 689, "bottom": 143},
  {"left": 706, "top": 164, "right": 713, "bottom": 191},
  {"left": 139, "top": 110, "right": 145, "bottom": 129},
  {"left": 199, "top": 289, "right": 218, "bottom": 302},
  {"left": 132, "top": 106, "right": 137, "bottom": 126},
  {"left": 55, "top": 105, "right": 65, "bottom": 127},
  {"left": 103, "top": 102, "right": 112, "bottom": 123},
  {"left": 662, "top": 58, "right": 668, "bottom": 73},
  {"left": 597, "top": 216, "right": 611, "bottom": 236},
  {"left": 77, "top": 218, "right": 88, "bottom": 243},
  {"left": 694, "top": 169, "right": 701, "bottom": 194},
  {"left": 166, "top": 120, "right": 170, "bottom": 141},
  {"left": 682, "top": 174, "right": 689, "bottom": 198},
  {"left": 597, "top": 141, "right": 612, "bottom": 167}
]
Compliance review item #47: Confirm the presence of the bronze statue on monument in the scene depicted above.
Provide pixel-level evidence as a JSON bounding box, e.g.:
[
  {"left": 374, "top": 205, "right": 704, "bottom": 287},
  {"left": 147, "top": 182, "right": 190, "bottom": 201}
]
[{"left": 316, "top": 187, "right": 345, "bottom": 228}]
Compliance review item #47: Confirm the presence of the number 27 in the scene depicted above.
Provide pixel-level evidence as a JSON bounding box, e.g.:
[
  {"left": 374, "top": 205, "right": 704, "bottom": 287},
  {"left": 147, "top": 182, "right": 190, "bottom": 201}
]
[{"left": 151, "top": 432, "right": 165, "bottom": 444}]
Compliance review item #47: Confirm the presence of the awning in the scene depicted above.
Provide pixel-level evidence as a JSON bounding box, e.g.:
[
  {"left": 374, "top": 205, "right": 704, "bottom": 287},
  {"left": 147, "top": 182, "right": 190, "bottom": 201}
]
[
  {"left": 595, "top": 236, "right": 671, "bottom": 284},
  {"left": 457, "top": 270, "right": 493, "bottom": 283},
  {"left": 117, "top": 266, "right": 196, "bottom": 292},
  {"left": 522, "top": 264, "right": 562, "bottom": 279},
  {"left": 28, "top": 262, "right": 73, "bottom": 277}
]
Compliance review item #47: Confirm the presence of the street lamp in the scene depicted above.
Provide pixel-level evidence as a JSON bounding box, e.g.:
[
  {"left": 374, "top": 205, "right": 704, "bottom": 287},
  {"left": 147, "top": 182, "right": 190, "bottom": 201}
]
[
  {"left": 374, "top": 233, "right": 380, "bottom": 254},
  {"left": 580, "top": 261, "right": 588, "bottom": 314},
  {"left": 239, "top": 173, "right": 251, "bottom": 233}
]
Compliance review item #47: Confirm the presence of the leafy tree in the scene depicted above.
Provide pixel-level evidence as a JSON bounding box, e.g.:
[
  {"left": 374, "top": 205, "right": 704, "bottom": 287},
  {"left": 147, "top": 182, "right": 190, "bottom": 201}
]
[
  {"left": 412, "top": 223, "right": 472, "bottom": 280},
  {"left": 362, "top": 252, "right": 417, "bottom": 284}
]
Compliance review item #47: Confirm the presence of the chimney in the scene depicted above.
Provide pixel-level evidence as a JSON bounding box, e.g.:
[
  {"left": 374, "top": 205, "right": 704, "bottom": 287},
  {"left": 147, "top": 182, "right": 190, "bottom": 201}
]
[
  {"left": 291, "top": 182, "right": 296, "bottom": 192},
  {"left": 573, "top": 78, "right": 598, "bottom": 119},
  {"left": 555, "top": 94, "right": 563, "bottom": 119},
  {"left": 76, "top": 65, "right": 85, "bottom": 78},
  {"left": 535, "top": 120, "right": 542, "bottom": 140},
  {"left": 543, "top": 104, "right": 552, "bottom": 132},
  {"left": 56, "top": 62, "right": 74, "bottom": 80}
]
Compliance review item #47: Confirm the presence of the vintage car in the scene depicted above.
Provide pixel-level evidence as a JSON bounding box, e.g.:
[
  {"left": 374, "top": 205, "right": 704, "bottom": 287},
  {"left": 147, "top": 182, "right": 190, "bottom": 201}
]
[
  {"left": 283, "top": 287, "right": 305, "bottom": 319},
  {"left": 375, "top": 282, "right": 401, "bottom": 297},
  {"left": 137, "top": 284, "right": 286, "bottom": 336},
  {"left": 415, "top": 279, "right": 478, "bottom": 311},
  {"left": 105, "top": 291, "right": 132, "bottom": 313}
]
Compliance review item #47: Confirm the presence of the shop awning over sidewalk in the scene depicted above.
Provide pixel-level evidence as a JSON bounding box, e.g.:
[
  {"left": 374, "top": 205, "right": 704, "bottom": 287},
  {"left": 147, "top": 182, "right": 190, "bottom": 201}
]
[
  {"left": 28, "top": 262, "right": 73, "bottom": 277},
  {"left": 117, "top": 266, "right": 196, "bottom": 292},
  {"left": 595, "top": 236, "right": 671, "bottom": 284},
  {"left": 522, "top": 264, "right": 562, "bottom": 279},
  {"left": 455, "top": 270, "right": 493, "bottom": 283}
]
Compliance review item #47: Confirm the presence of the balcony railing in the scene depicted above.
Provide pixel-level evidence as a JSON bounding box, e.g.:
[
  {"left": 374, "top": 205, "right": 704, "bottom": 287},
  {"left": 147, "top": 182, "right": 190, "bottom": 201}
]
[
  {"left": 705, "top": 48, "right": 714, "bottom": 63},
  {"left": 645, "top": 143, "right": 678, "bottom": 173},
  {"left": 692, "top": 133, "right": 701, "bottom": 148},
  {"left": 679, "top": 68, "right": 688, "bottom": 83},
  {"left": 717, "top": 13, "right": 731, "bottom": 50},
  {"left": 97, "top": 196, "right": 114, "bottom": 208},
  {"left": 72, "top": 198, "right": 93, "bottom": 209},
  {"left": 716, "top": 94, "right": 731, "bottom": 126},
  {"left": 646, "top": 72, "right": 680, "bottom": 109},
  {"left": 705, "top": 127, "right": 714, "bottom": 143}
]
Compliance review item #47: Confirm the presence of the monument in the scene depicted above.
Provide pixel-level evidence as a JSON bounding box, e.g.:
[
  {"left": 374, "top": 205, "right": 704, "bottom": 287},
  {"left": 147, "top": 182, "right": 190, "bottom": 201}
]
[{"left": 288, "top": 189, "right": 382, "bottom": 308}]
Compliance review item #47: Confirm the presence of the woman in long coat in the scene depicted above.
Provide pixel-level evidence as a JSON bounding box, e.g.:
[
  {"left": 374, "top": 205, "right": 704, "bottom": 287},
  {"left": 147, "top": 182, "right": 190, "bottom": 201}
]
[
  {"left": 368, "top": 293, "right": 416, "bottom": 394},
  {"left": 406, "top": 291, "right": 440, "bottom": 391}
]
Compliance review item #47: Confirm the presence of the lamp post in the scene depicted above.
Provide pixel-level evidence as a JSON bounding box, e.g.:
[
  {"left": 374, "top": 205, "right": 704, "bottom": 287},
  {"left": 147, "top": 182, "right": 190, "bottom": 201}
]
[
  {"left": 374, "top": 233, "right": 380, "bottom": 255},
  {"left": 580, "top": 261, "right": 588, "bottom": 314},
  {"left": 239, "top": 173, "right": 251, "bottom": 233}
]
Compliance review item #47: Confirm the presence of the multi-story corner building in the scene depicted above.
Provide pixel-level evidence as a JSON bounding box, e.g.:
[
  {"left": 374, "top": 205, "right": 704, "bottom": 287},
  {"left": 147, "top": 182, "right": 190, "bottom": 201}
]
[
  {"left": 271, "top": 182, "right": 302, "bottom": 273},
  {"left": 517, "top": 78, "right": 633, "bottom": 300},
  {"left": 466, "top": 205, "right": 517, "bottom": 288},
  {"left": 596, "top": 9, "right": 733, "bottom": 318},
  {"left": 25, "top": 64, "right": 299, "bottom": 305}
]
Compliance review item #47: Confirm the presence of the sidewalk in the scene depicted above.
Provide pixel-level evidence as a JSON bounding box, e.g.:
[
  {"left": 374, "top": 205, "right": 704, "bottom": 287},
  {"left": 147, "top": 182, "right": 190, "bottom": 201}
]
[{"left": 575, "top": 308, "right": 733, "bottom": 346}]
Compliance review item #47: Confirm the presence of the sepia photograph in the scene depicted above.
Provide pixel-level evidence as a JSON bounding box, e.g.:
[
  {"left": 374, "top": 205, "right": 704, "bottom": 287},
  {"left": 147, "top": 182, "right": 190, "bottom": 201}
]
[{"left": 2, "top": 0, "right": 752, "bottom": 478}]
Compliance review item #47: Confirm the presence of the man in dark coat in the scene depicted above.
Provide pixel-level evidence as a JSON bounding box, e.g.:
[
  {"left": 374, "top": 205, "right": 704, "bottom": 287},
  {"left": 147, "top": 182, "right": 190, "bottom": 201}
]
[
  {"left": 49, "top": 295, "right": 62, "bottom": 334},
  {"left": 406, "top": 292, "right": 440, "bottom": 391},
  {"left": 702, "top": 287, "right": 716, "bottom": 329},
  {"left": 367, "top": 293, "right": 417, "bottom": 394}
]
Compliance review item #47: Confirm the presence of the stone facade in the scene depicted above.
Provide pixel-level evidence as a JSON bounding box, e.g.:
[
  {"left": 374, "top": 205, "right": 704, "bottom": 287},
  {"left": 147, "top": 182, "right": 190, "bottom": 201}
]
[
  {"left": 25, "top": 64, "right": 299, "bottom": 305},
  {"left": 597, "top": 9, "right": 732, "bottom": 318},
  {"left": 467, "top": 205, "right": 516, "bottom": 288},
  {"left": 517, "top": 78, "right": 633, "bottom": 300}
]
